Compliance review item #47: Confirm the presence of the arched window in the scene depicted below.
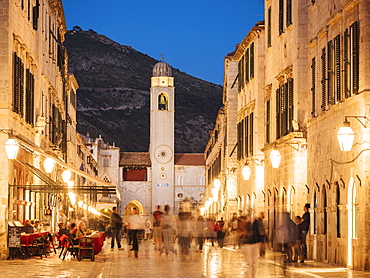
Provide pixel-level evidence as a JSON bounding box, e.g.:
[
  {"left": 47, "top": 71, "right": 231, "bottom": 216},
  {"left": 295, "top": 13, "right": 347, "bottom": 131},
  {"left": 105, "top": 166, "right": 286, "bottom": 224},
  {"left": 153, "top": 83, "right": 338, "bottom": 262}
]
[
  {"left": 158, "top": 93, "right": 168, "bottom": 110},
  {"left": 336, "top": 182, "right": 341, "bottom": 238},
  {"left": 282, "top": 188, "right": 287, "bottom": 212}
]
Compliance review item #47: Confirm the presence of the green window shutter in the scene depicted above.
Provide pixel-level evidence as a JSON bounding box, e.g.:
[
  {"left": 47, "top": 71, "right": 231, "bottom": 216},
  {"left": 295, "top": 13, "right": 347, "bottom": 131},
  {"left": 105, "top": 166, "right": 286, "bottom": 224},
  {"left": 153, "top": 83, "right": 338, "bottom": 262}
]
[
  {"left": 249, "top": 113, "right": 254, "bottom": 155},
  {"left": 276, "top": 88, "right": 281, "bottom": 139},
  {"left": 288, "top": 79, "right": 294, "bottom": 132},
  {"left": 351, "top": 21, "right": 359, "bottom": 94},
  {"left": 266, "top": 99, "right": 271, "bottom": 144},
  {"left": 32, "top": 0, "right": 40, "bottom": 30},
  {"left": 286, "top": 0, "right": 292, "bottom": 27},
  {"left": 237, "top": 122, "right": 241, "bottom": 161},
  {"left": 311, "top": 58, "right": 316, "bottom": 116},
  {"left": 344, "top": 28, "right": 350, "bottom": 98},
  {"left": 250, "top": 42, "right": 254, "bottom": 79},
  {"left": 238, "top": 59, "right": 242, "bottom": 92},
  {"left": 13, "top": 53, "right": 19, "bottom": 114},
  {"left": 279, "top": 0, "right": 284, "bottom": 35},
  {"left": 245, "top": 49, "right": 250, "bottom": 83},
  {"left": 327, "top": 40, "right": 334, "bottom": 105},
  {"left": 334, "top": 35, "right": 341, "bottom": 102},
  {"left": 321, "top": 47, "right": 326, "bottom": 110},
  {"left": 268, "top": 7, "right": 272, "bottom": 47},
  {"left": 283, "top": 83, "right": 289, "bottom": 136},
  {"left": 244, "top": 116, "right": 248, "bottom": 158}
]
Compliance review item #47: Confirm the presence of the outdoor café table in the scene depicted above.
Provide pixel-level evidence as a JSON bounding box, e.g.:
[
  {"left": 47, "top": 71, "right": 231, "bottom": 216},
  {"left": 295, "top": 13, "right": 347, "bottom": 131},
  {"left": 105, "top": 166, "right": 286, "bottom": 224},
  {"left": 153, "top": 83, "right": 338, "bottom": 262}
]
[
  {"left": 20, "top": 232, "right": 49, "bottom": 258},
  {"left": 81, "top": 232, "right": 105, "bottom": 255},
  {"left": 21, "top": 232, "right": 49, "bottom": 247}
]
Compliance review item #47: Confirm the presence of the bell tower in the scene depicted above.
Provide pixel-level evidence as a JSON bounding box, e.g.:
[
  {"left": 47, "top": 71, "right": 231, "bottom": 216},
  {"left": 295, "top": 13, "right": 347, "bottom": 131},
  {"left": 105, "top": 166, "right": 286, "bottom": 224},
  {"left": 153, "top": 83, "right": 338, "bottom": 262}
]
[{"left": 149, "top": 60, "right": 175, "bottom": 212}]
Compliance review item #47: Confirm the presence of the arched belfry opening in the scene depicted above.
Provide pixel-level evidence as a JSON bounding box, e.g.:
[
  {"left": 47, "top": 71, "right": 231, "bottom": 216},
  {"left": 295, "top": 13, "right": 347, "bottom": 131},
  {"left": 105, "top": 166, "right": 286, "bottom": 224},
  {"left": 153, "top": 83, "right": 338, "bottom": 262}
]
[{"left": 158, "top": 93, "right": 168, "bottom": 110}]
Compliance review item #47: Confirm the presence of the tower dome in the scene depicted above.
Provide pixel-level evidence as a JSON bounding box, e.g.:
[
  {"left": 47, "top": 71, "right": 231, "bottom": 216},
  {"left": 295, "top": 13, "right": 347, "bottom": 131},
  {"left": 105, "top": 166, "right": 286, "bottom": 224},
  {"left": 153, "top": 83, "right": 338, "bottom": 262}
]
[{"left": 153, "top": 61, "right": 172, "bottom": 77}]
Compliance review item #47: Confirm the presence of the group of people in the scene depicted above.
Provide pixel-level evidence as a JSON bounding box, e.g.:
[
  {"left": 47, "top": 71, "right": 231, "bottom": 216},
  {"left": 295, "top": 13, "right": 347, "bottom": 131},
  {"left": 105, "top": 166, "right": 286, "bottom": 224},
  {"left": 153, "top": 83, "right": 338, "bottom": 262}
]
[
  {"left": 276, "top": 203, "right": 310, "bottom": 264},
  {"left": 20, "top": 219, "right": 42, "bottom": 234},
  {"left": 110, "top": 206, "right": 144, "bottom": 257}
]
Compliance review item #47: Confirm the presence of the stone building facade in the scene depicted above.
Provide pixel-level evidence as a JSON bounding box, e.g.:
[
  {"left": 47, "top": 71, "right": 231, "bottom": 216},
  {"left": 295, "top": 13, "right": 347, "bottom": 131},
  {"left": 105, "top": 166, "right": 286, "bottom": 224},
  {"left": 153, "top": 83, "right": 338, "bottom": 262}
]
[
  {"left": 306, "top": 0, "right": 370, "bottom": 270},
  {"left": 205, "top": 0, "right": 370, "bottom": 271},
  {"left": 0, "top": 0, "right": 117, "bottom": 258}
]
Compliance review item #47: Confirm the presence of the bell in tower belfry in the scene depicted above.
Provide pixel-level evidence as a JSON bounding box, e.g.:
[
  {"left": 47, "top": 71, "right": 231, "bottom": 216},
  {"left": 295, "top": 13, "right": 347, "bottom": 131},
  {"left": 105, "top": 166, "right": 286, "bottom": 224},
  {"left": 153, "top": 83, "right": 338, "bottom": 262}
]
[{"left": 158, "top": 93, "right": 168, "bottom": 110}]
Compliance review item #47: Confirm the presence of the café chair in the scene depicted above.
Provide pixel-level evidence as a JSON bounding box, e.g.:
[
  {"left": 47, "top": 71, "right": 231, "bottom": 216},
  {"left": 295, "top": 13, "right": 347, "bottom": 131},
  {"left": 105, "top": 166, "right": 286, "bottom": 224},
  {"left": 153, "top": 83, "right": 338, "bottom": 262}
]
[
  {"left": 29, "top": 235, "right": 48, "bottom": 259},
  {"left": 78, "top": 237, "right": 95, "bottom": 261},
  {"left": 61, "top": 237, "right": 79, "bottom": 261}
]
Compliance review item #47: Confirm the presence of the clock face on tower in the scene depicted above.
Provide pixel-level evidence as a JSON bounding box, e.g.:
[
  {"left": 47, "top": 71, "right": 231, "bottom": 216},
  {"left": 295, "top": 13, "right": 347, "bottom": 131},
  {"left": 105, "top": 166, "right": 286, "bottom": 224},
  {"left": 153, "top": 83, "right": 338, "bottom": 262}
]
[{"left": 154, "top": 145, "right": 173, "bottom": 164}]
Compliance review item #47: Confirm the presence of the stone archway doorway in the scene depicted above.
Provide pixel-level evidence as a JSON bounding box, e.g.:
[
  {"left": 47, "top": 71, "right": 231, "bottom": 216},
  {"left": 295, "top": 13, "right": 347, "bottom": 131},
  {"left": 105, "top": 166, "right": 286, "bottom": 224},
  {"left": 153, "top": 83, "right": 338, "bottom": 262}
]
[{"left": 124, "top": 200, "right": 145, "bottom": 216}]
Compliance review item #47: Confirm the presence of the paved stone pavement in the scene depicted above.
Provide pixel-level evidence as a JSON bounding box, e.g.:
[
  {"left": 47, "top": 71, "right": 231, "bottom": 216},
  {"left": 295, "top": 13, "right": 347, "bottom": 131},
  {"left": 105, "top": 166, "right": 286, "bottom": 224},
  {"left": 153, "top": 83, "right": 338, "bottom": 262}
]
[{"left": 0, "top": 240, "right": 369, "bottom": 278}]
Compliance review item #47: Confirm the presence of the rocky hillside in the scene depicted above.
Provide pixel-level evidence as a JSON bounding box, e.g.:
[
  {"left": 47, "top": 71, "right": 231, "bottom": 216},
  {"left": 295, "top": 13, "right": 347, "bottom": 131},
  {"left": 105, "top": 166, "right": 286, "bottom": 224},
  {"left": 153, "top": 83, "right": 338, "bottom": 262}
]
[{"left": 64, "top": 29, "right": 223, "bottom": 153}]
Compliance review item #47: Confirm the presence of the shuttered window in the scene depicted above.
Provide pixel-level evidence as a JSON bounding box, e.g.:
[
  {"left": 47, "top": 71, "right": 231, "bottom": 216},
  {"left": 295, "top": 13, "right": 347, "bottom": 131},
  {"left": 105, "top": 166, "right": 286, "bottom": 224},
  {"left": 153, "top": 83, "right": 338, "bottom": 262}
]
[
  {"left": 279, "top": 0, "right": 284, "bottom": 35},
  {"left": 288, "top": 79, "right": 294, "bottom": 132},
  {"left": 266, "top": 99, "right": 271, "bottom": 144},
  {"left": 267, "top": 7, "right": 272, "bottom": 47},
  {"left": 245, "top": 49, "right": 250, "bottom": 83},
  {"left": 250, "top": 42, "right": 254, "bottom": 79},
  {"left": 286, "top": 0, "right": 292, "bottom": 27},
  {"left": 334, "top": 35, "right": 341, "bottom": 102},
  {"left": 350, "top": 21, "right": 359, "bottom": 94},
  {"left": 321, "top": 47, "right": 326, "bottom": 110},
  {"left": 276, "top": 79, "right": 294, "bottom": 139},
  {"left": 244, "top": 116, "right": 248, "bottom": 158},
  {"left": 238, "top": 59, "right": 242, "bottom": 92},
  {"left": 249, "top": 113, "right": 254, "bottom": 155},
  {"left": 327, "top": 40, "right": 334, "bottom": 105},
  {"left": 25, "top": 69, "right": 34, "bottom": 125},
  {"left": 32, "top": 0, "right": 39, "bottom": 30},
  {"left": 51, "top": 105, "right": 63, "bottom": 146},
  {"left": 311, "top": 58, "right": 316, "bottom": 116},
  {"left": 13, "top": 53, "right": 24, "bottom": 116},
  {"left": 237, "top": 122, "right": 242, "bottom": 161},
  {"left": 343, "top": 21, "right": 359, "bottom": 99},
  {"left": 344, "top": 28, "right": 350, "bottom": 98},
  {"left": 276, "top": 88, "right": 281, "bottom": 139}
]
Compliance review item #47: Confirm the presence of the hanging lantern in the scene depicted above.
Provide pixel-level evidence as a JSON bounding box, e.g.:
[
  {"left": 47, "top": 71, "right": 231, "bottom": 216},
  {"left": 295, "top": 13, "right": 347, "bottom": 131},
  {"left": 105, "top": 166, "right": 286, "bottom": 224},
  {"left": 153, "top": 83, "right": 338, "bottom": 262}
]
[
  {"left": 242, "top": 165, "right": 251, "bottom": 180},
  {"left": 44, "top": 158, "right": 55, "bottom": 173},
  {"left": 270, "top": 149, "right": 282, "bottom": 168},
  {"left": 5, "top": 137, "right": 19, "bottom": 160},
  {"left": 337, "top": 120, "right": 355, "bottom": 151},
  {"left": 62, "top": 170, "right": 72, "bottom": 183},
  {"left": 214, "top": 178, "right": 221, "bottom": 190}
]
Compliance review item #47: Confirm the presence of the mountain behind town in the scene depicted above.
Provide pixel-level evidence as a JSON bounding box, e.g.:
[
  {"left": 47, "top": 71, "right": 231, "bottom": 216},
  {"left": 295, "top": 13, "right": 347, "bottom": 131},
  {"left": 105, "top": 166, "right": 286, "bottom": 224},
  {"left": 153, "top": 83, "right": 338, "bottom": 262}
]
[{"left": 64, "top": 28, "right": 223, "bottom": 153}]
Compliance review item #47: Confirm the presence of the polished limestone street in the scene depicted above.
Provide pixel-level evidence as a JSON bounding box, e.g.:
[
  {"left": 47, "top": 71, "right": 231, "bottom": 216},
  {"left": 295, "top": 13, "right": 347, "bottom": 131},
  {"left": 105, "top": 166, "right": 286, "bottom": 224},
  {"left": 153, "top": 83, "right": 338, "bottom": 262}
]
[{"left": 0, "top": 240, "right": 369, "bottom": 278}]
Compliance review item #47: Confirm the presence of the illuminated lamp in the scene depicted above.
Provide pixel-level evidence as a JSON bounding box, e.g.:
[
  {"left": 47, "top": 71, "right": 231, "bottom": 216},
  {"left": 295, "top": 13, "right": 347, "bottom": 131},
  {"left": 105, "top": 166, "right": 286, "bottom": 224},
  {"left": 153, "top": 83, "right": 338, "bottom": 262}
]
[
  {"left": 270, "top": 149, "right": 282, "bottom": 168},
  {"left": 242, "top": 165, "right": 251, "bottom": 180},
  {"left": 44, "top": 158, "right": 55, "bottom": 173},
  {"left": 62, "top": 170, "right": 72, "bottom": 183},
  {"left": 5, "top": 136, "right": 19, "bottom": 160},
  {"left": 337, "top": 120, "right": 355, "bottom": 151}
]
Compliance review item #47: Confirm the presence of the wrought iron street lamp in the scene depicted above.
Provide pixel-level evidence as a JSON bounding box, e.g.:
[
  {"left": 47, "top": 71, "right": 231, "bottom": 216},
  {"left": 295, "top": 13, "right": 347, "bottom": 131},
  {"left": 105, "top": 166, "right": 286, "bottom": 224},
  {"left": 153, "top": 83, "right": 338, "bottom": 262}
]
[
  {"left": 270, "top": 149, "right": 282, "bottom": 168},
  {"left": 62, "top": 169, "right": 72, "bottom": 183},
  {"left": 242, "top": 165, "right": 251, "bottom": 180},
  {"left": 337, "top": 120, "right": 356, "bottom": 151},
  {"left": 44, "top": 157, "right": 55, "bottom": 173},
  {"left": 5, "top": 136, "right": 19, "bottom": 159}
]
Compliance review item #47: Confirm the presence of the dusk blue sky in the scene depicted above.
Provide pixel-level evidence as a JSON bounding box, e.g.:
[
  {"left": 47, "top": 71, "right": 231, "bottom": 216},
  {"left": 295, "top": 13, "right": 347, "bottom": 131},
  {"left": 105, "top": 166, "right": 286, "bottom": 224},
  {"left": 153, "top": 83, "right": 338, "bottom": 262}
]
[{"left": 62, "top": 0, "right": 264, "bottom": 85}]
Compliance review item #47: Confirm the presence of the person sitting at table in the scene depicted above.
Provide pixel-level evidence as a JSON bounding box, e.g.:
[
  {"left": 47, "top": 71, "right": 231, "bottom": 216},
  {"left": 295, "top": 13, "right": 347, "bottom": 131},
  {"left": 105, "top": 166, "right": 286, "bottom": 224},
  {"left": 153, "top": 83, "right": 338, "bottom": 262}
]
[
  {"left": 75, "top": 221, "right": 88, "bottom": 239},
  {"left": 33, "top": 219, "right": 42, "bottom": 233},
  {"left": 68, "top": 223, "right": 77, "bottom": 236},
  {"left": 21, "top": 220, "right": 34, "bottom": 234}
]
